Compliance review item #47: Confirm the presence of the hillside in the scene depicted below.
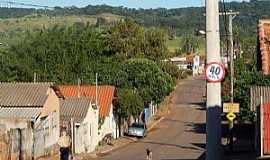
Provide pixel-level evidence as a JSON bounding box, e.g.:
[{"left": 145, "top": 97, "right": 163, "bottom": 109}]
[
  {"left": 0, "top": 13, "right": 122, "bottom": 49},
  {"left": 1, "top": 1, "right": 270, "bottom": 37},
  {"left": 1, "top": 0, "right": 270, "bottom": 56}
]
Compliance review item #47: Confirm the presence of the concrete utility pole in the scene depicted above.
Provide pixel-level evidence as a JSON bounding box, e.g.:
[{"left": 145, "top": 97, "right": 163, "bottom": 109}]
[
  {"left": 205, "top": 0, "right": 222, "bottom": 159},
  {"left": 227, "top": 11, "right": 239, "bottom": 103},
  {"left": 227, "top": 10, "right": 239, "bottom": 152}
]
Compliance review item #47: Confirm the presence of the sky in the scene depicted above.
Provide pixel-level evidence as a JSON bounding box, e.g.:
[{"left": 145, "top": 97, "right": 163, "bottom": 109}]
[{"left": 5, "top": 0, "right": 248, "bottom": 9}]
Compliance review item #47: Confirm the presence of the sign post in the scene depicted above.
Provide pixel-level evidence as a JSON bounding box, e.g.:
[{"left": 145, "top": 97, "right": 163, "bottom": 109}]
[{"left": 223, "top": 102, "right": 239, "bottom": 152}]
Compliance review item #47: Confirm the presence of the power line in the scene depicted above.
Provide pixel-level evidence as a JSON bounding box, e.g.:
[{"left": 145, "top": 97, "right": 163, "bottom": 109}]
[{"left": 0, "top": 1, "right": 54, "bottom": 9}]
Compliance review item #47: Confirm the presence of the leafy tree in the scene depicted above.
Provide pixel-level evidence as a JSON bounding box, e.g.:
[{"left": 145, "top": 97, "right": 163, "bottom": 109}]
[
  {"left": 3, "top": 24, "right": 108, "bottom": 83},
  {"left": 117, "top": 88, "right": 144, "bottom": 118},
  {"left": 119, "top": 58, "right": 174, "bottom": 103},
  {"left": 107, "top": 19, "right": 145, "bottom": 58},
  {"left": 158, "top": 61, "right": 181, "bottom": 81},
  {"left": 144, "top": 28, "right": 169, "bottom": 60}
]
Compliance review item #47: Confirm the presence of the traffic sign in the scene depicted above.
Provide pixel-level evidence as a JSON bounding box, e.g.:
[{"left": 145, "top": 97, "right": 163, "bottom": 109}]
[
  {"left": 226, "top": 112, "right": 236, "bottom": 122},
  {"left": 205, "top": 62, "right": 225, "bottom": 82},
  {"left": 223, "top": 103, "right": 240, "bottom": 113}
]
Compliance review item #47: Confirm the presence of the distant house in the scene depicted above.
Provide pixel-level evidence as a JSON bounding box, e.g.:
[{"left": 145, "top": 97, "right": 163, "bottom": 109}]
[
  {"left": 59, "top": 97, "right": 99, "bottom": 153},
  {"left": 170, "top": 56, "right": 189, "bottom": 69},
  {"left": 258, "top": 19, "right": 270, "bottom": 75},
  {"left": 56, "top": 85, "right": 118, "bottom": 142},
  {"left": 0, "top": 82, "right": 59, "bottom": 160}
]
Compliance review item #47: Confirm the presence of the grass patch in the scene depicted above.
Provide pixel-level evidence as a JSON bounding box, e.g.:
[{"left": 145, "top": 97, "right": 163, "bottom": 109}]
[{"left": 167, "top": 37, "right": 182, "bottom": 53}]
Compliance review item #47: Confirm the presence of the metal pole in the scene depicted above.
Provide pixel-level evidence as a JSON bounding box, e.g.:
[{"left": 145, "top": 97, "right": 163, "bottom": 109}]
[{"left": 205, "top": 0, "right": 222, "bottom": 159}]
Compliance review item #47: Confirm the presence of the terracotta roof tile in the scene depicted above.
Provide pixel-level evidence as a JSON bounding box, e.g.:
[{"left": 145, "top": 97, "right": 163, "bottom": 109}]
[
  {"left": 258, "top": 20, "right": 270, "bottom": 75},
  {"left": 57, "top": 85, "right": 115, "bottom": 117}
]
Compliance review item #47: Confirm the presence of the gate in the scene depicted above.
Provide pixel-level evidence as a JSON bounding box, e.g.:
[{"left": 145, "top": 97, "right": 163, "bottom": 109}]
[
  {"left": 263, "top": 103, "right": 270, "bottom": 154},
  {"left": 7, "top": 128, "right": 33, "bottom": 160},
  {"left": 34, "top": 124, "right": 45, "bottom": 158}
]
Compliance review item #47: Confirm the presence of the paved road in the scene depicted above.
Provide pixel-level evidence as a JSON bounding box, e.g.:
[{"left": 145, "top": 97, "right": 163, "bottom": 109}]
[{"left": 99, "top": 76, "right": 206, "bottom": 160}]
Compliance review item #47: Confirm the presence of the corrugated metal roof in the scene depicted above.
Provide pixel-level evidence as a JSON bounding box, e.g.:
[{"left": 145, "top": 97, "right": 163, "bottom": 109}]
[
  {"left": 0, "top": 107, "right": 42, "bottom": 119},
  {"left": 0, "top": 82, "right": 52, "bottom": 107},
  {"left": 60, "top": 97, "right": 92, "bottom": 123},
  {"left": 57, "top": 85, "right": 115, "bottom": 117}
]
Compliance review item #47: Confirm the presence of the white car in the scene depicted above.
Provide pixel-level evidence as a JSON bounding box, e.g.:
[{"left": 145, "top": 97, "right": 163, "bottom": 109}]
[{"left": 127, "top": 123, "right": 147, "bottom": 138}]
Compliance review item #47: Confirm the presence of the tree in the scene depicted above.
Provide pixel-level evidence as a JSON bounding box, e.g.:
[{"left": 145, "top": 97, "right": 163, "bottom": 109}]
[
  {"left": 119, "top": 58, "right": 174, "bottom": 103},
  {"left": 2, "top": 24, "right": 108, "bottom": 83},
  {"left": 106, "top": 19, "right": 145, "bottom": 58},
  {"left": 117, "top": 88, "right": 144, "bottom": 118},
  {"left": 144, "top": 28, "right": 170, "bottom": 60}
]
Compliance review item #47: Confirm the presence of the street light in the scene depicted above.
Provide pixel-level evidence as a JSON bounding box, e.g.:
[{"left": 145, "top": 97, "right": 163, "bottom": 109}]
[{"left": 198, "top": 30, "right": 206, "bottom": 35}]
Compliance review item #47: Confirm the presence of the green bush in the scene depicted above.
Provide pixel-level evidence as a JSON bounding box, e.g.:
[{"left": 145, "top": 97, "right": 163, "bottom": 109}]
[{"left": 158, "top": 61, "right": 181, "bottom": 80}]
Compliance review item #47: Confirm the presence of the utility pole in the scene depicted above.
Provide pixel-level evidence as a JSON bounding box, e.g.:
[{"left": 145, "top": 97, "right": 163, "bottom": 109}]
[
  {"left": 228, "top": 10, "right": 239, "bottom": 152},
  {"left": 205, "top": 0, "right": 222, "bottom": 159},
  {"left": 220, "top": 10, "right": 239, "bottom": 104}
]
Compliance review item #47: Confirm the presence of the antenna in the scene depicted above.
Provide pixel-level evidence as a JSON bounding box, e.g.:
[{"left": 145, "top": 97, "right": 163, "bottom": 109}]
[
  {"left": 34, "top": 72, "right": 37, "bottom": 83},
  {"left": 77, "top": 78, "right": 81, "bottom": 98}
]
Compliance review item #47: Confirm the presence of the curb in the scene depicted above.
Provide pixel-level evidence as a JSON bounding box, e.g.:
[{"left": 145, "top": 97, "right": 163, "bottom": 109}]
[
  {"left": 95, "top": 116, "right": 165, "bottom": 156},
  {"left": 148, "top": 116, "right": 165, "bottom": 131},
  {"left": 97, "top": 138, "right": 136, "bottom": 155}
]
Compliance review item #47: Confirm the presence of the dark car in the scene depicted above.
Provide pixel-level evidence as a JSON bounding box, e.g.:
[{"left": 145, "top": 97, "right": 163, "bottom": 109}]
[{"left": 127, "top": 122, "right": 147, "bottom": 138}]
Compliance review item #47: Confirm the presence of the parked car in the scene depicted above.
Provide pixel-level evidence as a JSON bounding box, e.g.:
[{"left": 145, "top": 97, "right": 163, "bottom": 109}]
[{"left": 127, "top": 122, "right": 147, "bottom": 138}]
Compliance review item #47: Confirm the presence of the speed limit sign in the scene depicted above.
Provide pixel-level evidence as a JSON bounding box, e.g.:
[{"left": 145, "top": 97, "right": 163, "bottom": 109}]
[{"left": 205, "top": 62, "right": 225, "bottom": 82}]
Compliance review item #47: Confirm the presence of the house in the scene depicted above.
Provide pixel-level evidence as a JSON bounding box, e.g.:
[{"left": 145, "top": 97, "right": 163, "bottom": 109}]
[
  {"left": 56, "top": 85, "right": 118, "bottom": 142},
  {"left": 250, "top": 86, "right": 270, "bottom": 157},
  {"left": 170, "top": 56, "right": 189, "bottom": 69},
  {"left": 258, "top": 19, "right": 270, "bottom": 75},
  {"left": 0, "top": 82, "right": 59, "bottom": 160},
  {"left": 59, "top": 97, "right": 99, "bottom": 153}
]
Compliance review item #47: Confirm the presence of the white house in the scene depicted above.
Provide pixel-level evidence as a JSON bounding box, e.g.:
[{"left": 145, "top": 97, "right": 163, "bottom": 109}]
[
  {"left": 59, "top": 97, "right": 99, "bottom": 153},
  {"left": 56, "top": 85, "right": 118, "bottom": 143}
]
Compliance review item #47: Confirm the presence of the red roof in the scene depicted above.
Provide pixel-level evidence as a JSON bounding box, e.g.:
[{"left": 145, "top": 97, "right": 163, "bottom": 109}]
[
  {"left": 258, "top": 20, "right": 270, "bottom": 75},
  {"left": 57, "top": 85, "right": 115, "bottom": 117}
]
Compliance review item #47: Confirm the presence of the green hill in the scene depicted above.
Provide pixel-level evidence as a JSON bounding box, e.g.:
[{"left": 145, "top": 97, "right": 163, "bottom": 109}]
[{"left": 1, "top": 0, "right": 270, "bottom": 56}]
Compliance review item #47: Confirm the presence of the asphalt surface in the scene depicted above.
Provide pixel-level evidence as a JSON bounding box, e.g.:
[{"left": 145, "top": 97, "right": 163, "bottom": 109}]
[{"left": 98, "top": 76, "right": 206, "bottom": 160}]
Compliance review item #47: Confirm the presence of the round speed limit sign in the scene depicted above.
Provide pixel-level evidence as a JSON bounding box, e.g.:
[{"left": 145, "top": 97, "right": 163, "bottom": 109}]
[{"left": 205, "top": 62, "right": 225, "bottom": 82}]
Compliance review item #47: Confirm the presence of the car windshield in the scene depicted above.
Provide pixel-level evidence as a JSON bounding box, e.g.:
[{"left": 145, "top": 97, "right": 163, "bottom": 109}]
[{"left": 131, "top": 123, "right": 144, "bottom": 128}]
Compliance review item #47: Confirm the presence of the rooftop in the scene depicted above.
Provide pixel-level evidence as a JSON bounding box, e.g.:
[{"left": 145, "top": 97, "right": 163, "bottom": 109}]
[
  {"left": 0, "top": 82, "right": 52, "bottom": 107},
  {"left": 60, "top": 97, "right": 93, "bottom": 123},
  {"left": 57, "top": 85, "right": 115, "bottom": 117}
]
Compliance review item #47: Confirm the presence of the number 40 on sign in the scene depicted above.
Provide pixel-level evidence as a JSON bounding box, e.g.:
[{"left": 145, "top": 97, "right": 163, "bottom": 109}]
[{"left": 205, "top": 62, "right": 225, "bottom": 83}]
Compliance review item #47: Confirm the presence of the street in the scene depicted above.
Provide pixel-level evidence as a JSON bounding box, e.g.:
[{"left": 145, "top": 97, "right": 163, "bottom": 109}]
[{"left": 98, "top": 76, "right": 206, "bottom": 160}]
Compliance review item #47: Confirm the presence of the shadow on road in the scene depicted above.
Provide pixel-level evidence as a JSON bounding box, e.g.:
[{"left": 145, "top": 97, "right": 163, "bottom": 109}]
[
  {"left": 186, "top": 123, "right": 206, "bottom": 134},
  {"left": 160, "top": 151, "right": 205, "bottom": 160},
  {"left": 139, "top": 140, "right": 200, "bottom": 151}
]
